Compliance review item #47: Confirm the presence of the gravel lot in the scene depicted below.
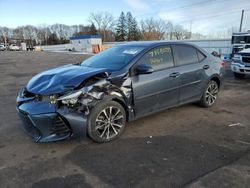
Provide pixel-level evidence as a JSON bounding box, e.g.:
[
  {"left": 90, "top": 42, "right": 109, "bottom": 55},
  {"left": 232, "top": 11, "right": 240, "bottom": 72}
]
[{"left": 0, "top": 51, "right": 250, "bottom": 188}]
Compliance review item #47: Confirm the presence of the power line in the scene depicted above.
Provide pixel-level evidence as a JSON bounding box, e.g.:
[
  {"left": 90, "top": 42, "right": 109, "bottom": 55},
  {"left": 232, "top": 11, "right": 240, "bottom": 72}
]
[
  {"left": 136, "top": 0, "right": 230, "bottom": 18},
  {"left": 177, "top": 8, "right": 250, "bottom": 24},
  {"left": 135, "top": 0, "right": 250, "bottom": 26}
]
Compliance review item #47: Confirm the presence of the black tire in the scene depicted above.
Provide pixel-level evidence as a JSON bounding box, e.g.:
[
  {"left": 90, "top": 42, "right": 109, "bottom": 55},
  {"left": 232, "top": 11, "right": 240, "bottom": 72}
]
[
  {"left": 87, "top": 100, "right": 126, "bottom": 143},
  {"left": 199, "top": 80, "right": 219, "bottom": 108},
  {"left": 234, "top": 72, "right": 245, "bottom": 78}
]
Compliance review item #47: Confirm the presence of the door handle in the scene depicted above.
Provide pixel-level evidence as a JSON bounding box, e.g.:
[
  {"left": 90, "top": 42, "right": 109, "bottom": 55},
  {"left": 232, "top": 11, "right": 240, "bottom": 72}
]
[
  {"left": 169, "top": 72, "right": 180, "bottom": 78},
  {"left": 203, "top": 65, "right": 210, "bottom": 70}
]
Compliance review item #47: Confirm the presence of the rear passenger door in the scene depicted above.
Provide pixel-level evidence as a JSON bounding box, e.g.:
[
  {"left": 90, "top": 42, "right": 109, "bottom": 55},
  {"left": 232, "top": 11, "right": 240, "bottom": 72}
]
[{"left": 172, "top": 44, "right": 208, "bottom": 103}]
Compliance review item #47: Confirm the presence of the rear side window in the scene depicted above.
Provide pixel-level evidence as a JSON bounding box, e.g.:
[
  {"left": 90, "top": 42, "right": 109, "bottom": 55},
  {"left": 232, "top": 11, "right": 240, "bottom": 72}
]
[
  {"left": 173, "top": 45, "right": 199, "bottom": 66},
  {"left": 138, "top": 45, "right": 174, "bottom": 70}
]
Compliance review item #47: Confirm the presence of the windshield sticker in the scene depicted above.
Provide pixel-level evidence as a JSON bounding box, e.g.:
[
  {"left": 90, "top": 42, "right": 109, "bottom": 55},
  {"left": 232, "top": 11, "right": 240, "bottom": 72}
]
[{"left": 123, "top": 48, "right": 142, "bottom": 55}]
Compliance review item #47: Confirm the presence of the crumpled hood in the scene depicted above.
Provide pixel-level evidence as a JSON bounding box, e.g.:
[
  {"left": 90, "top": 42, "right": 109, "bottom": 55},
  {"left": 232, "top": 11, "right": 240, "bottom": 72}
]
[{"left": 26, "top": 64, "right": 108, "bottom": 95}]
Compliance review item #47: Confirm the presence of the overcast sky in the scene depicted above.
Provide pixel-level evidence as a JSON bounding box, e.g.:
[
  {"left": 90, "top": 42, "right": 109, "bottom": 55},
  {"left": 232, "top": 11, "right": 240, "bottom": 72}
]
[{"left": 0, "top": 0, "right": 250, "bottom": 35}]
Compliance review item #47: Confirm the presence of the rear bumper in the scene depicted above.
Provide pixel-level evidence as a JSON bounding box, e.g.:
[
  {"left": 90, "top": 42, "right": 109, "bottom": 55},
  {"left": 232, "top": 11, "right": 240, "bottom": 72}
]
[
  {"left": 231, "top": 62, "right": 250, "bottom": 75},
  {"left": 16, "top": 101, "right": 87, "bottom": 142}
]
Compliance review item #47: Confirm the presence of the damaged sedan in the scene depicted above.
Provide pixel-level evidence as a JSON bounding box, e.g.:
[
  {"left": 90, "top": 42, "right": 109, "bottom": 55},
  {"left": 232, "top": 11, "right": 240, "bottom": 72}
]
[{"left": 16, "top": 42, "right": 224, "bottom": 143}]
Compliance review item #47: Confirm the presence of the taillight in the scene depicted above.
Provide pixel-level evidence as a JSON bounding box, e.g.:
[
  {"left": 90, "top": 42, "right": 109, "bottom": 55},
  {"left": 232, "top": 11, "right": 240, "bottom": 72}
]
[{"left": 219, "top": 61, "right": 225, "bottom": 67}]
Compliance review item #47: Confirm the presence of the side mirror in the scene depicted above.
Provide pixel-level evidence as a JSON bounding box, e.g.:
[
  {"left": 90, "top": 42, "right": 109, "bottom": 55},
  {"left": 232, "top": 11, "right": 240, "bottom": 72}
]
[{"left": 136, "top": 63, "right": 154, "bottom": 75}]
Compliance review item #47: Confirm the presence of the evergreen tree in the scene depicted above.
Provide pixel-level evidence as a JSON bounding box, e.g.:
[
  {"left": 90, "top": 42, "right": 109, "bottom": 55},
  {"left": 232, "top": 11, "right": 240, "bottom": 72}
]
[
  {"left": 130, "top": 17, "right": 140, "bottom": 41},
  {"left": 126, "top": 12, "right": 133, "bottom": 41},
  {"left": 126, "top": 12, "right": 140, "bottom": 41},
  {"left": 89, "top": 23, "right": 97, "bottom": 35},
  {"left": 115, "top": 12, "right": 126, "bottom": 41}
]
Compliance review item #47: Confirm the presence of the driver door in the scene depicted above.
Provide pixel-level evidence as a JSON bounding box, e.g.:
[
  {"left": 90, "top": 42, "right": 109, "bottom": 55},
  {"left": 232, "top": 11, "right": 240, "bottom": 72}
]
[{"left": 131, "top": 45, "right": 180, "bottom": 118}]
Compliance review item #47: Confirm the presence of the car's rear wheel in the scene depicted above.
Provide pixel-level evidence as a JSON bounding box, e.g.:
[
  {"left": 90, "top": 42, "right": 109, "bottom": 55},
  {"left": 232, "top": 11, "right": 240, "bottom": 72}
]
[
  {"left": 199, "top": 80, "right": 219, "bottom": 108},
  {"left": 234, "top": 72, "right": 245, "bottom": 78},
  {"left": 87, "top": 100, "right": 126, "bottom": 143}
]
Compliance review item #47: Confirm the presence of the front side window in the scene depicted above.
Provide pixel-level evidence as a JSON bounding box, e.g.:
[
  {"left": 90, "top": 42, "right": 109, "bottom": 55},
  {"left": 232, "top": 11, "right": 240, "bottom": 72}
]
[
  {"left": 173, "top": 45, "right": 199, "bottom": 66},
  {"left": 138, "top": 45, "right": 174, "bottom": 70}
]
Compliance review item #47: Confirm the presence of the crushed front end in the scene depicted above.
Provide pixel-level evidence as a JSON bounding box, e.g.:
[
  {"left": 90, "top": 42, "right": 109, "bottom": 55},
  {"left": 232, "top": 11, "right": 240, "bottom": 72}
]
[
  {"left": 16, "top": 87, "right": 88, "bottom": 142},
  {"left": 16, "top": 61, "right": 134, "bottom": 143}
]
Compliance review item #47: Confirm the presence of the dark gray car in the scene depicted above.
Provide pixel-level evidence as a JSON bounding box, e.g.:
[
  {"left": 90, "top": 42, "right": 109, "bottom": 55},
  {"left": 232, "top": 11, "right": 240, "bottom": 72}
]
[{"left": 17, "top": 41, "right": 224, "bottom": 143}]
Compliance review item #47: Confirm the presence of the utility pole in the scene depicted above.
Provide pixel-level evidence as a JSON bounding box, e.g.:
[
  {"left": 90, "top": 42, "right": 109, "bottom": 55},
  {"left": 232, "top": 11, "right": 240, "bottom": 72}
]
[
  {"left": 189, "top": 20, "right": 192, "bottom": 39},
  {"left": 239, "top": 9, "right": 244, "bottom": 32},
  {"left": 4, "top": 35, "right": 7, "bottom": 47}
]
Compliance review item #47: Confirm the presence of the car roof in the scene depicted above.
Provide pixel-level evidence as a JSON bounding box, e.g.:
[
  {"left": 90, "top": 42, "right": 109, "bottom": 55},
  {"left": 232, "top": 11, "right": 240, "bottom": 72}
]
[{"left": 117, "top": 41, "right": 199, "bottom": 48}]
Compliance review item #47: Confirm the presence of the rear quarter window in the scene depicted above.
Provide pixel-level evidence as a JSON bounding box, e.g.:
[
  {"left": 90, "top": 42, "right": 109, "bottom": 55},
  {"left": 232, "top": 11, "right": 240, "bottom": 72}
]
[{"left": 197, "top": 50, "right": 206, "bottom": 62}]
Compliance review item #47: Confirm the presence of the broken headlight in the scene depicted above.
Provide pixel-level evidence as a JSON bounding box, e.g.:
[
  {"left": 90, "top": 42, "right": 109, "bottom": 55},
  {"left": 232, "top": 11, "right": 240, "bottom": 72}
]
[
  {"left": 39, "top": 95, "right": 57, "bottom": 104},
  {"left": 57, "top": 90, "right": 82, "bottom": 105},
  {"left": 49, "top": 95, "right": 57, "bottom": 104}
]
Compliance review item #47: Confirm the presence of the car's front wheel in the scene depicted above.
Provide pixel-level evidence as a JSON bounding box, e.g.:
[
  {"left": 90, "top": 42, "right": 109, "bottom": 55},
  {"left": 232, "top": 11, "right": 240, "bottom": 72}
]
[
  {"left": 87, "top": 100, "right": 126, "bottom": 143},
  {"left": 199, "top": 80, "right": 219, "bottom": 108}
]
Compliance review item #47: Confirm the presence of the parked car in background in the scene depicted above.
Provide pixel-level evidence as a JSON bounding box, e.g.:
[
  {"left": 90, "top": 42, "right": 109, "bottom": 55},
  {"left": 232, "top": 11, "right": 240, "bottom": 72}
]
[
  {"left": 231, "top": 48, "right": 250, "bottom": 78},
  {"left": 0, "top": 44, "right": 6, "bottom": 51},
  {"left": 16, "top": 42, "right": 224, "bottom": 143},
  {"left": 9, "top": 44, "right": 20, "bottom": 51}
]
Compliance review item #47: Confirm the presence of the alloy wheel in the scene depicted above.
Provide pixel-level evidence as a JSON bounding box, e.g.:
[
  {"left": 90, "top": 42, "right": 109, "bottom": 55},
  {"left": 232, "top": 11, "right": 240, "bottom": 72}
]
[
  {"left": 205, "top": 82, "right": 218, "bottom": 106},
  {"left": 95, "top": 106, "right": 124, "bottom": 140}
]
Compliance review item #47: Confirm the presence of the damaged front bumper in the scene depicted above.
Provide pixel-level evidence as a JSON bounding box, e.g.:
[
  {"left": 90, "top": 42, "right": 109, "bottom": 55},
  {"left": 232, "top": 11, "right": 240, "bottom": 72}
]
[{"left": 16, "top": 92, "right": 87, "bottom": 142}]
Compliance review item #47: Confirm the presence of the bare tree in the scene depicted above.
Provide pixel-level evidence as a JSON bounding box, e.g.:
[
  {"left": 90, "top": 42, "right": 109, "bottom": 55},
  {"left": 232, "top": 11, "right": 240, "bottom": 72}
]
[
  {"left": 155, "top": 19, "right": 169, "bottom": 40},
  {"left": 89, "top": 12, "right": 115, "bottom": 41},
  {"left": 37, "top": 25, "right": 51, "bottom": 45},
  {"left": 140, "top": 18, "right": 169, "bottom": 40},
  {"left": 0, "top": 12, "right": 207, "bottom": 45},
  {"left": 0, "top": 27, "right": 12, "bottom": 44},
  {"left": 0, "top": 27, "right": 12, "bottom": 38},
  {"left": 171, "top": 24, "right": 190, "bottom": 40},
  {"left": 22, "top": 25, "right": 38, "bottom": 42},
  {"left": 13, "top": 27, "right": 24, "bottom": 40}
]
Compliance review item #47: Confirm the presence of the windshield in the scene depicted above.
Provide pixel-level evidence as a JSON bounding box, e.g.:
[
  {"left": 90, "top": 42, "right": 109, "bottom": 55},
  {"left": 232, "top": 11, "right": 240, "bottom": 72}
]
[
  {"left": 232, "top": 36, "right": 250, "bottom": 44},
  {"left": 81, "top": 45, "right": 145, "bottom": 71}
]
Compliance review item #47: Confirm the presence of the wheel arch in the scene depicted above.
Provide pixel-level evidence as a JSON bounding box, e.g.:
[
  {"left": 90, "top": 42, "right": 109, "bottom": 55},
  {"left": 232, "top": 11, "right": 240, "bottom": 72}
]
[
  {"left": 112, "top": 98, "right": 129, "bottom": 121},
  {"left": 199, "top": 74, "right": 221, "bottom": 99},
  {"left": 101, "top": 94, "right": 131, "bottom": 122},
  {"left": 209, "top": 75, "right": 221, "bottom": 89}
]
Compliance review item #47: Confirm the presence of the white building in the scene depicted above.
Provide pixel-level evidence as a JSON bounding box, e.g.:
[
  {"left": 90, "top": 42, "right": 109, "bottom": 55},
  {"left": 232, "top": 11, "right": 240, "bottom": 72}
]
[
  {"left": 70, "top": 35, "right": 102, "bottom": 53},
  {"left": 184, "top": 39, "right": 231, "bottom": 56}
]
